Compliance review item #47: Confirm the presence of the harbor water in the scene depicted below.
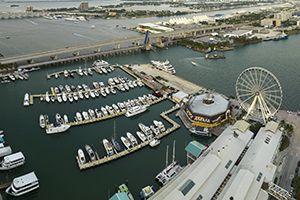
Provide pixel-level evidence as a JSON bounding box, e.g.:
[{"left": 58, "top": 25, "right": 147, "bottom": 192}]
[{"left": 0, "top": 11, "right": 300, "bottom": 199}]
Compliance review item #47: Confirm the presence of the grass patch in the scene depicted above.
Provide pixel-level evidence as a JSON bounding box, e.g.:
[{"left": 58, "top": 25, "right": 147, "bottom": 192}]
[{"left": 279, "top": 135, "right": 290, "bottom": 152}]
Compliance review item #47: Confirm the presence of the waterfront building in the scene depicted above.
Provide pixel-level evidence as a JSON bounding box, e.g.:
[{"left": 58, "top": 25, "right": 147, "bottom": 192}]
[
  {"left": 224, "top": 29, "right": 253, "bottom": 37},
  {"left": 78, "top": 1, "right": 88, "bottom": 11},
  {"left": 137, "top": 23, "right": 174, "bottom": 33},
  {"left": 185, "top": 140, "right": 207, "bottom": 164},
  {"left": 179, "top": 92, "right": 230, "bottom": 129},
  {"left": 261, "top": 18, "right": 281, "bottom": 27},
  {"left": 150, "top": 120, "right": 284, "bottom": 200},
  {"left": 26, "top": 6, "right": 33, "bottom": 12},
  {"left": 172, "top": 91, "right": 188, "bottom": 104},
  {"left": 274, "top": 11, "right": 292, "bottom": 21}
]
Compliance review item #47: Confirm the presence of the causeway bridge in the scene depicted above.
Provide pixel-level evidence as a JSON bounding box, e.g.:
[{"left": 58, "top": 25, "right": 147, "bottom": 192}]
[{"left": 0, "top": 24, "right": 233, "bottom": 67}]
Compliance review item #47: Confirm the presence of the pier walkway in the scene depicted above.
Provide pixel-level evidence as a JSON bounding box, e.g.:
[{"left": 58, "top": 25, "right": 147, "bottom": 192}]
[{"left": 76, "top": 103, "right": 180, "bottom": 170}]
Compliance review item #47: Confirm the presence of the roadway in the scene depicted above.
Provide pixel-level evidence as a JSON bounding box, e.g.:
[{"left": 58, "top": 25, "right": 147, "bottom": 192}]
[{"left": 0, "top": 24, "right": 233, "bottom": 65}]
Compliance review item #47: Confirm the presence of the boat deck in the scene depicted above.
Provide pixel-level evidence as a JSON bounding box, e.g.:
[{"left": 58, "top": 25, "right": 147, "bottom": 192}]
[{"left": 76, "top": 104, "right": 180, "bottom": 170}]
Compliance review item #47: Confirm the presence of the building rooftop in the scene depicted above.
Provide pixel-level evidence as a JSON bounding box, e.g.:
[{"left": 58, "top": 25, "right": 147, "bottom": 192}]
[
  {"left": 109, "top": 192, "right": 130, "bottom": 200},
  {"left": 187, "top": 93, "right": 229, "bottom": 117},
  {"left": 185, "top": 140, "right": 207, "bottom": 158},
  {"left": 150, "top": 121, "right": 253, "bottom": 200},
  {"left": 173, "top": 91, "right": 188, "bottom": 100}
]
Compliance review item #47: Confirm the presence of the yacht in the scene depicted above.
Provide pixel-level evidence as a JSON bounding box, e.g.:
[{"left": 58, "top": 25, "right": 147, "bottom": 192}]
[
  {"left": 77, "top": 67, "right": 83, "bottom": 76},
  {"left": 78, "top": 149, "right": 86, "bottom": 165},
  {"left": 78, "top": 91, "right": 84, "bottom": 99},
  {"left": 154, "top": 120, "right": 166, "bottom": 132},
  {"left": 155, "top": 141, "right": 183, "bottom": 185},
  {"left": 136, "top": 131, "right": 147, "bottom": 142},
  {"left": 151, "top": 60, "right": 176, "bottom": 74},
  {"left": 62, "top": 93, "right": 67, "bottom": 102},
  {"left": 5, "top": 172, "right": 39, "bottom": 196},
  {"left": 85, "top": 145, "right": 96, "bottom": 162},
  {"left": 121, "top": 136, "right": 131, "bottom": 149},
  {"left": 101, "top": 107, "right": 108, "bottom": 116},
  {"left": 65, "top": 85, "right": 71, "bottom": 93},
  {"left": 149, "top": 137, "right": 160, "bottom": 147},
  {"left": 150, "top": 125, "right": 160, "bottom": 136},
  {"left": 63, "top": 115, "right": 69, "bottom": 124},
  {"left": 88, "top": 109, "right": 96, "bottom": 119},
  {"left": 64, "top": 70, "right": 69, "bottom": 78},
  {"left": 126, "top": 132, "right": 138, "bottom": 146},
  {"left": 138, "top": 123, "right": 153, "bottom": 140},
  {"left": 110, "top": 86, "right": 116, "bottom": 94},
  {"left": 57, "top": 94, "right": 62, "bottom": 103},
  {"left": 76, "top": 112, "right": 83, "bottom": 122},
  {"left": 39, "top": 115, "right": 45, "bottom": 128},
  {"left": 46, "top": 123, "right": 70, "bottom": 134},
  {"left": 55, "top": 113, "right": 64, "bottom": 124},
  {"left": 117, "top": 102, "right": 126, "bottom": 112},
  {"left": 103, "top": 139, "right": 114, "bottom": 156},
  {"left": 82, "top": 111, "right": 89, "bottom": 121},
  {"left": 125, "top": 105, "right": 149, "bottom": 117},
  {"left": 73, "top": 93, "right": 78, "bottom": 101},
  {"left": 0, "top": 152, "right": 25, "bottom": 170},
  {"left": 45, "top": 91, "right": 50, "bottom": 103},
  {"left": 112, "top": 104, "right": 120, "bottom": 113},
  {"left": 23, "top": 93, "right": 30, "bottom": 106},
  {"left": 54, "top": 87, "right": 59, "bottom": 94},
  {"left": 95, "top": 109, "right": 102, "bottom": 118},
  {"left": 67, "top": 94, "right": 73, "bottom": 103}
]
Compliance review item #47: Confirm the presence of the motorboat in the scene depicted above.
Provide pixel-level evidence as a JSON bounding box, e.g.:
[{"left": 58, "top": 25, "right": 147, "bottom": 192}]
[
  {"left": 78, "top": 91, "right": 84, "bottom": 99},
  {"left": 0, "top": 152, "right": 25, "bottom": 170},
  {"left": 73, "top": 93, "right": 78, "bottom": 101},
  {"left": 155, "top": 141, "right": 183, "bottom": 185},
  {"left": 118, "top": 184, "right": 134, "bottom": 200},
  {"left": 76, "top": 112, "right": 83, "bottom": 122},
  {"left": 93, "top": 82, "right": 100, "bottom": 89},
  {"left": 50, "top": 96, "right": 55, "bottom": 103},
  {"left": 64, "top": 70, "right": 68, "bottom": 78},
  {"left": 85, "top": 145, "right": 96, "bottom": 162},
  {"left": 139, "top": 123, "right": 153, "bottom": 140},
  {"left": 6, "top": 172, "right": 39, "bottom": 196},
  {"left": 103, "top": 139, "right": 114, "bottom": 156},
  {"left": 113, "top": 77, "right": 120, "bottom": 84},
  {"left": 136, "top": 131, "right": 147, "bottom": 142},
  {"left": 89, "top": 90, "right": 95, "bottom": 98},
  {"left": 45, "top": 91, "right": 50, "bottom": 103},
  {"left": 105, "top": 87, "right": 110, "bottom": 95},
  {"left": 125, "top": 105, "right": 149, "bottom": 117},
  {"left": 140, "top": 185, "right": 155, "bottom": 199},
  {"left": 23, "top": 93, "right": 30, "bottom": 106},
  {"left": 151, "top": 59, "right": 176, "bottom": 74},
  {"left": 132, "top": 81, "right": 137, "bottom": 87},
  {"left": 121, "top": 136, "right": 131, "bottom": 149},
  {"left": 57, "top": 94, "right": 62, "bottom": 103},
  {"left": 149, "top": 137, "right": 160, "bottom": 147},
  {"left": 67, "top": 94, "right": 73, "bottom": 103},
  {"left": 99, "top": 82, "right": 105, "bottom": 87},
  {"left": 110, "top": 86, "right": 116, "bottom": 94},
  {"left": 126, "top": 132, "right": 138, "bottom": 146},
  {"left": 189, "top": 126, "right": 211, "bottom": 137},
  {"left": 105, "top": 105, "right": 114, "bottom": 115},
  {"left": 153, "top": 120, "right": 166, "bottom": 132},
  {"left": 95, "top": 109, "right": 102, "bottom": 118},
  {"left": 59, "top": 85, "right": 65, "bottom": 93},
  {"left": 77, "top": 67, "right": 83, "bottom": 76},
  {"left": 150, "top": 125, "right": 160, "bottom": 136},
  {"left": 82, "top": 111, "right": 89, "bottom": 121},
  {"left": 68, "top": 70, "right": 74, "bottom": 78},
  {"left": 124, "top": 84, "right": 129, "bottom": 91},
  {"left": 117, "top": 102, "right": 126, "bottom": 112},
  {"left": 88, "top": 109, "right": 96, "bottom": 119},
  {"left": 94, "top": 90, "right": 99, "bottom": 97},
  {"left": 78, "top": 149, "right": 86, "bottom": 165},
  {"left": 101, "top": 107, "right": 108, "bottom": 116},
  {"left": 83, "top": 69, "right": 88, "bottom": 76},
  {"left": 65, "top": 85, "right": 71, "bottom": 93},
  {"left": 63, "top": 115, "right": 69, "bottom": 124},
  {"left": 39, "top": 115, "right": 45, "bottom": 128},
  {"left": 128, "top": 82, "right": 134, "bottom": 88},
  {"left": 112, "top": 137, "right": 121, "bottom": 152},
  {"left": 55, "top": 113, "right": 64, "bottom": 124},
  {"left": 82, "top": 84, "right": 90, "bottom": 91},
  {"left": 77, "top": 85, "right": 83, "bottom": 91},
  {"left": 112, "top": 104, "right": 120, "bottom": 113},
  {"left": 191, "top": 61, "right": 197, "bottom": 66},
  {"left": 100, "top": 89, "right": 106, "bottom": 97},
  {"left": 108, "top": 78, "right": 115, "bottom": 86},
  {"left": 87, "top": 68, "right": 93, "bottom": 76},
  {"left": 46, "top": 123, "right": 70, "bottom": 134},
  {"left": 84, "top": 92, "right": 89, "bottom": 99},
  {"left": 54, "top": 87, "right": 59, "bottom": 94},
  {"left": 62, "top": 93, "right": 67, "bottom": 102}
]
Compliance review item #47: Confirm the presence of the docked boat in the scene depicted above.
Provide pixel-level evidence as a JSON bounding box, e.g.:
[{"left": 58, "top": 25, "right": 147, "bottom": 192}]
[
  {"left": 63, "top": 115, "right": 69, "bottom": 124},
  {"left": 108, "top": 78, "right": 115, "bottom": 86},
  {"left": 112, "top": 104, "right": 120, "bottom": 113},
  {"left": 50, "top": 95, "right": 55, "bottom": 103},
  {"left": 23, "top": 93, "right": 30, "bottom": 106},
  {"left": 73, "top": 93, "right": 79, "bottom": 101},
  {"left": 100, "top": 89, "right": 106, "bottom": 97},
  {"left": 55, "top": 113, "right": 64, "bottom": 124},
  {"left": 93, "top": 82, "right": 100, "bottom": 89},
  {"left": 84, "top": 92, "right": 89, "bottom": 99},
  {"left": 110, "top": 86, "right": 116, "bottom": 94},
  {"left": 87, "top": 68, "right": 93, "bottom": 76},
  {"left": 136, "top": 131, "right": 147, "bottom": 142},
  {"left": 65, "top": 85, "right": 71, "bottom": 93},
  {"left": 117, "top": 102, "right": 126, "bottom": 112},
  {"left": 39, "top": 115, "right": 45, "bottom": 128},
  {"left": 67, "top": 94, "right": 73, "bottom": 103},
  {"left": 106, "top": 105, "right": 114, "bottom": 115},
  {"left": 105, "top": 87, "right": 110, "bottom": 94},
  {"left": 82, "top": 111, "right": 89, "bottom": 121},
  {"left": 150, "top": 125, "right": 160, "bottom": 136},
  {"left": 88, "top": 109, "right": 96, "bottom": 119},
  {"left": 62, "top": 93, "right": 67, "bottom": 102},
  {"left": 99, "top": 81, "right": 105, "bottom": 87},
  {"left": 101, "top": 107, "right": 108, "bottom": 116},
  {"left": 64, "top": 70, "right": 69, "bottom": 78},
  {"left": 77, "top": 67, "right": 83, "bottom": 76},
  {"left": 94, "top": 90, "right": 99, "bottom": 97},
  {"left": 121, "top": 136, "right": 131, "bottom": 149},
  {"left": 205, "top": 54, "right": 226, "bottom": 59},
  {"left": 118, "top": 184, "right": 134, "bottom": 200},
  {"left": 57, "top": 94, "right": 62, "bottom": 103},
  {"left": 0, "top": 152, "right": 25, "bottom": 170},
  {"left": 59, "top": 85, "right": 65, "bottom": 93},
  {"left": 6, "top": 172, "right": 39, "bottom": 196},
  {"left": 54, "top": 87, "right": 60, "bottom": 94},
  {"left": 45, "top": 91, "right": 50, "bottom": 103},
  {"left": 103, "top": 139, "right": 114, "bottom": 156},
  {"left": 113, "top": 77, "right": 120, "bottom": 84},
  {"left": 139, "top": 123, "right": 153, "bottom": 140},
  {"left": 140, "top": 185, "right": 155, "bottom": 199},
  {"left": 124, "top": 84, "right": 130, "bottom": 91},
  {"left": 125, "top": 105, "right": 149, "bottom": 117},
  {"left": 46, "top": 123, "right": 70, "bottom": 134},
  {"left": 155, "top": 141, "right": 183, "bottom": 185},
  {"left": 189, "top": 126, "right": 211, "bottom": 137},
  {"left": 76, "top": 112, "right": 83, "bottom": 122},
  {"left": 8, "top": 74, "right": 15, "bottom": 81},
  {"left": 85, "top": 145, "right": 96, "bottom": 162},
  {"left": 126, "top": 132, "right": 138, "bottom": 146},
  {"left": 149, "top": 137, "right": 160, "bottom": 147},
  {"left": 95, "top": 109, "right": 102, "bottom": 118},
  {"left": 111, "top": 121, "right": 121, "bottom": 152},
  {"left": 191, "top": 61, "right": 197, "bottom": 66},
  {"left": 78, "top": 91, "right": 84, "bottom": 99},
  {"left": 89, "top": 90, "right": 95, "bottom": 98},
  {"left": 151, "top": 60, "right": 176, "bottom": 74},
  {"left": 68, "top": 70, "right": 74, "bottom": 78},
  {"left": 153, "top": 120, "right": 166, "bottom": 132},
  {"left": 78, "top": 149, "right": 86, "bottom": 165}
]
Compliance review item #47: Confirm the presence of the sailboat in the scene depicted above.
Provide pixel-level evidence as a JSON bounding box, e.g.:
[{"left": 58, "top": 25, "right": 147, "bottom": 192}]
[
  {"left": 111, "top": 121, "right": 121, "bottom": 152},
  {"left": 155, "top": 141, "right": 183, "bottom": 186}
]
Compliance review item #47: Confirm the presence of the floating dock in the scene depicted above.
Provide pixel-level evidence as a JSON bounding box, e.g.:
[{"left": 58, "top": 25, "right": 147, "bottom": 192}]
[{"left": 76, "top": 104, "right": 180, "bottom": 170}]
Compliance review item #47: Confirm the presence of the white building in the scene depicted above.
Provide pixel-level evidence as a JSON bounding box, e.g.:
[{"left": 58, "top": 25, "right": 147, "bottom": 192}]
[
  {"left": 224, "top": 29, "right": 253, "bottom": 37},
  {"left": 274, "top": 12, "right": 292, "bottom": 21}
]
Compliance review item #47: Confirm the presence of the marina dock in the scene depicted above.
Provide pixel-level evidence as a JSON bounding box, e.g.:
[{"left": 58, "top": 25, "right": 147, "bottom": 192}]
[{"left": 76, "top": 104, "right": 180, "bottom": 170}]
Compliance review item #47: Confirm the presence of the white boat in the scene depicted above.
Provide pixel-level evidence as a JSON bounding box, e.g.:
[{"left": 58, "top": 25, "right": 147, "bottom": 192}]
[
  {"left": 55, "top": 113, "right": 63, "bottom": 124},
  {"left": 73, "top": 93, "right": 78, "bottom": 101},
  {"left": 85, "top": 145, "right": 96, "bottom": 162},
  {"left": 101, "top": 107, "right": 108, "bottom": 116},
  {"left": 110, "top": 86, "right": 116, "bottom": 94},
  {"left": 84, "top": 92, "right": 89, "bottom": 99},
  {"left": 154, "top": 120, "right": 166, "bottom": 132},
  {"left": 139, "top": 123, "right": 153, "bottom": 140},
  {"left": 8, "top": 74, "right": 15, "bottom": 81},
  {"left": 125, "top": 105, "right": 149, "bottom": 117},
  {"left": 126, "top": 132, "right": 138, "bottom": 146},
  {"left": 99, "top": 82, "right": 105, "bottom": 87},
  {"left": 62, "top": 93, "right": 67, "bottom": 102},
  {"left": 150, "top": 125, "right": 160, "bottom": 136},
  {"left": 95, "top": 109, "right": 102, "bottom": 118},
  {"left": 65, "top": 85, "right": 71, "bottom": 93},
  {"left": 57, "top": 94, "right": 62, "bottom": 103},
  {"left": 100, "top": 89, "right": 107, "bottom": 97},
  {"left": 105, "top": 87, "right": 110, "bottom": 94},
  {"left": 93, "top": 82, "right": 100, "bottom": 89},
  {"left": 108, "top": 78, "right": 115, "bottom": 86},
  {"left": 117, "top": 102, "right": 126, "bottom": 112},
  {"left": 63, "top": 115, "right": 69, "bottom": 124},
  {"left": 106, "top": 105, "right": 114, "bottom": 115},
  {"left": 136, "top": 131, "right": 147, "bottom": 142},
  {"left": 150, "top": 137, "right": 160, "bottom": 147},
  {"left": 77, "top": 67, "right": 83, "bottom": 76},
  {"left": 94, "top": 90, "right": 99, "bottom": 97},
  {"left": 112, "top": 104, "right": 120, "bottom": 113},
  {"left": 103, "top": 139, "right": 114, "bottom": 156},
  {"left": 6, "top": 172, "right": 39, "bottom": 196},
  {"left": 113, "top": 77, "right": 120, "bottom": 84},
  {"left": 67, "top": 94, "right": 73, "bottom": 103},
  {"left": 23, "top": 93, "right": 29, "bottom": 106},
  {"left": 45, "top": 91, "right": 50, "bottom": 103},
  {"left": 155, "top": 141, "right": 183, "bottom": 185},
  {"left": 50, "top": 95, "right": 55, "bottom": 102},
  {"left": 151, "top": 59, "right": 176, "bottom": 74},
  {"left": 0, "top": 152, "right": 25, "bottom": 170},
  {"left": 78, "top": 149, "right": 86, "bottom": 165},
  {"left": 39, "top": 115, "right": 45, "bottom": 128},
  {"left": 78, "top": 91, "right": 84, "bottom": 99},
  {"left": 140, "top": 185, "right": 155, "bottom": 199},
  {"left": 124, "top": 84, "right": 130, "bottom": 91},
  {"left": 46, "top": 123, "right": 70, "bottom": 134},
  {"left": 191, "top": 61, "right": 197, "bottom": 66},
  {"left": 121, "top": 136, "right": 131, "bottom": 149},
  {"left": 88, "top": 109, "right": 96, "bottom": 119},
  {"left": 91, "top": 25, "right": 95, "bottom": 29},
  {"left": 87, "top": 68, "right": 93, "bottom": 76},
  {"left": 82, "top": 111, "right": 89, "bottom": 121},
  {"left": 64, "top": 70, "right": 69, "bottom": 78},
  {"left": 76, "top": 112, "right": 83, "bottom": 122}
]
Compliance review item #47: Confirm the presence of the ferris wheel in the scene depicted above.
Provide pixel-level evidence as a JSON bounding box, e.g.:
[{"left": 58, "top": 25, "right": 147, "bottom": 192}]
[{"left": 236, "top": 67, "right": 283, "bottom": 124}]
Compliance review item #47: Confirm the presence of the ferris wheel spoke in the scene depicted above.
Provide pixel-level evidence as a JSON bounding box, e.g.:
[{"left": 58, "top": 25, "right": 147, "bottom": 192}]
[
  {"left": 263, "top": 89, "right": 282, "bottom": 94},
  {"left": 238, "top": 77, "right": 254, "bottom": 89},
  {"left": 264, "top": 94, "right": 281, "bottom": 107},
  {"left": 261, "top": 83, "right": 279, "bottom": 93},
  {"left": 241, "top": 93, "right": 255, "bottom": 103},
  {"left": 237, "top": 88, "right": 253, "bottom": 94},
  {"left": 258, "top": 71, "right": 268, "bottom": 89},
  {"left": 247, "top": 70, "right": 258, "bottom": 87},
  {"left": 264, "top": 92, "right": 282, "bottom": 100},
  {"left": 243, "top": 72, "right": 256, "bottom": 87},
  {"left": 254, "top": 69, "right": 260, "bottom": 87},
  {"left": 238, "top": 92, "right": 254, "bottom": 98},
  {"left": 260, "top": 77, "right": 275, "bottom": 91},
  {"left": 262, "top": 96, "right": 278, "bottom": 112}
]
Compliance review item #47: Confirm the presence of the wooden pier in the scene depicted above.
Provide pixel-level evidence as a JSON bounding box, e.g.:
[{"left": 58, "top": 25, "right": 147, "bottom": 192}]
[
  {"left": 0, "top": 182, "right": 12, "bottom": 189},
  {"left": 76, "top": 103, "right": 180, "bottom": 170}
]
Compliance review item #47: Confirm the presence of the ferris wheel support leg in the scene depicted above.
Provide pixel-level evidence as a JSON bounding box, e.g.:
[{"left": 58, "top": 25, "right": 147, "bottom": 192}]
[{"left": 245, "top": 96, "right": 258, "bottom": 121}]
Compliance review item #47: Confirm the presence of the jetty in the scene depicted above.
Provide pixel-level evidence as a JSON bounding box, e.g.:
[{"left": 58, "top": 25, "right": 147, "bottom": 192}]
[
  {"left": 76, "top": 104, "right": 180, "bottom": 170},
  {"left": 0, "top": 181, "right": 12, "bottom": 189}
]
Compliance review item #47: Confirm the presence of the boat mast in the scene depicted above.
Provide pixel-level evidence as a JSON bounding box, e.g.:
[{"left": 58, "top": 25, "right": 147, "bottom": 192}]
[
  {"left": 172, "top": 140, "right": 175, "bottom": 163},
  {"left": 113, "top": 120, "right": 116, "bottom": 139},
  {"left": 166, "top": 145, "right": 169, "bottom": 168}
]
